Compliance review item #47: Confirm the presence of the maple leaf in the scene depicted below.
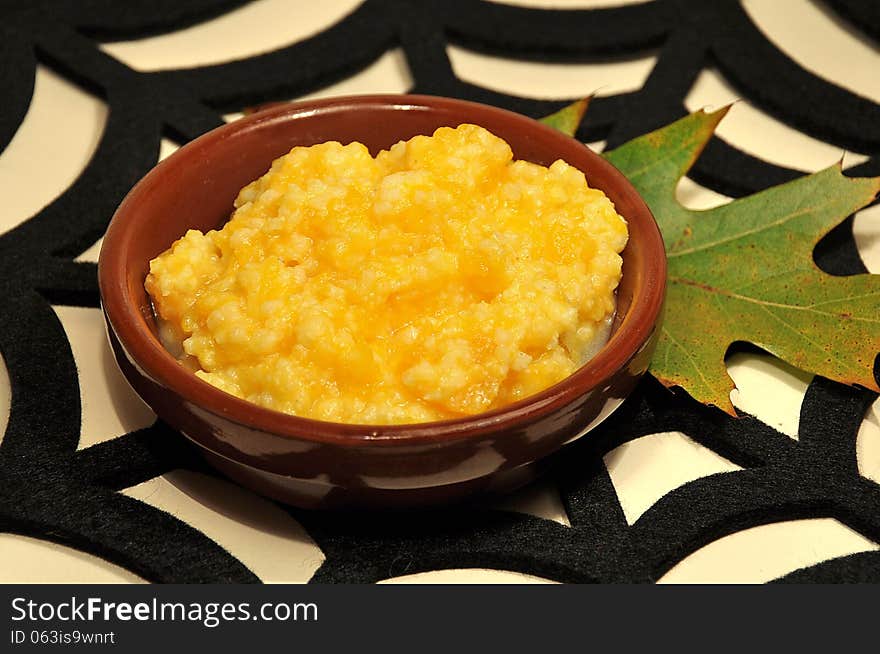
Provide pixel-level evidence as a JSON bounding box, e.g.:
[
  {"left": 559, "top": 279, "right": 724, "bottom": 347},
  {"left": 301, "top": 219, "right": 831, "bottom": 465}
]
[{"left": 541, "top": 104, "right": 880, "bottom": 414}]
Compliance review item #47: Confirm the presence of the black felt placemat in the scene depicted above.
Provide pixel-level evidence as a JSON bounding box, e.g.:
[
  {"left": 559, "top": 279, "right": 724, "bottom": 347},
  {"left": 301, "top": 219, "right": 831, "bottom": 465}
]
[{"left": 0, "top": 0, "right": 878, "bottom": 583}]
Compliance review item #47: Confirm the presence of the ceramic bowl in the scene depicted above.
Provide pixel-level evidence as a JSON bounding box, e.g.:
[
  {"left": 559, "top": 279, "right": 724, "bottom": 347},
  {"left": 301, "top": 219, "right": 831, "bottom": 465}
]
[{"left": 98, "top": 94, "right": 665, "bottom": 509}]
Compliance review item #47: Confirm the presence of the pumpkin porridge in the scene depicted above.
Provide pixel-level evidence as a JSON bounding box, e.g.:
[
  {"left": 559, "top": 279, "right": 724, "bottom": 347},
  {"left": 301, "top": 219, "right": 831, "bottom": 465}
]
[{"left": 145, "top": 124, "right": 628, "bottom": 424}]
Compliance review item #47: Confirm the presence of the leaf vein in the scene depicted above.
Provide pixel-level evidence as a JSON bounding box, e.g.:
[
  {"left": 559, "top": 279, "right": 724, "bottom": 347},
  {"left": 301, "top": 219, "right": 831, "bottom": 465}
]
[
  {"left": 806, "top": 290, "right": 880, "bottom": 309},
  {"left": 755, "top": 303, "right": 843, "bottom": 369},
  {"left": 668, "top": 197, "right": 839, "bottom": 258},
  {"left": 660, "top": 325, "right": 714, "bottom": 394},
  {"left": 671, "top": 277, "right": 880, "bottom": 325}
]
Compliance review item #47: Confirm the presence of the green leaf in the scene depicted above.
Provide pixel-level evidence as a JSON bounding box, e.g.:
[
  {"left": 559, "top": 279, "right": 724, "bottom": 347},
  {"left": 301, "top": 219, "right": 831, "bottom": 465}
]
[
  {"left": 539, "top": 98, "right": 590, "bottom": 137},
  {"left": 601, "top": 108, "right": 880, "bottom": 413}
]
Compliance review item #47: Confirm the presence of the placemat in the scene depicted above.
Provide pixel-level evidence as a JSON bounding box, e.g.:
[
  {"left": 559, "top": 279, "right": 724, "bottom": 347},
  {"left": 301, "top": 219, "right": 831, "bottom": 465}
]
[{"left": 1, "top": 0, "right": 878, "bottom": 583}]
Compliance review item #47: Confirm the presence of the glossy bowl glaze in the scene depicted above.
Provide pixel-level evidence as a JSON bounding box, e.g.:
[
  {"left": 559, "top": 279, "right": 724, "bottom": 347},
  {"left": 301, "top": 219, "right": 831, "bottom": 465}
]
[{"left": 99, "top": 94, "right": 665, "bottom": 509}]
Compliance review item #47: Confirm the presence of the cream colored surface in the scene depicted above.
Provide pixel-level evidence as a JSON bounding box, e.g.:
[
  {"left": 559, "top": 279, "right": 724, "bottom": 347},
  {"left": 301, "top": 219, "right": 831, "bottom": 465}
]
[
  {"left": 1, "top": 0, "right": 878, "bottom": 584},
  {"left": 123, "top": 471, "right": 324, "bottom": 583},
  {"left": 854, "top": 203, "right": 880, "bottom": 274},
  {"left": 742, "top": 0, "right": 880, "bottom": 104},
  {"left": 487, "top": 0, "right": 648, "bottom": 7},
  {"left": 488, "top": 478, "right": 571, "bottom": 526},
  {"left": 447, "top": 45, "right": 656, "bottom": 99},
  {"left": 297, "top": 49, "right": 412, "bottom": 102},
  {"left": 0, "top": 534, "right": 145, "bottom": 583},
  {"left": 685, "top": 69, "right": 868, "bottom": 172},
  {"left": 675, "top": 176, "right": 732, "bottom": 211},
  {"left": 0, "top": 66, "right": 106, "bottom": 235},
  {"left": 221, "top": 48, "right": 411, "bottom": 123},
  {"left": 858, "top": 399, "right": 880, "bottom": 485},
  {"left": 727, "top": 353, "right": 812, "bottom": 439},
  {"left": 659, "top": 519, "right": 879, "bottom": 584},
  {"left": 54, "top": 305, "right": 155, "bottom": 449},
  {"left": 381, "top": 569, "right": 557, "bottom": 584},
  {"left": 0, "top": 354, "right": 8, "bottom": 447},
  {"left": 100, "top": 0, "right": 363, "bottom": 71},
  {"left": 605, "top": 431, "right": 743, "bottom": 525}
]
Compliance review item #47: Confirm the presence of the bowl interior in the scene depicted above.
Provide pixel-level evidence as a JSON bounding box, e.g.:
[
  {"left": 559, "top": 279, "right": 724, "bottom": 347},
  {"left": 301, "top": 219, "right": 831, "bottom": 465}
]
[{"left": 101, "top": 94, "right": 662, "bottom": 438}]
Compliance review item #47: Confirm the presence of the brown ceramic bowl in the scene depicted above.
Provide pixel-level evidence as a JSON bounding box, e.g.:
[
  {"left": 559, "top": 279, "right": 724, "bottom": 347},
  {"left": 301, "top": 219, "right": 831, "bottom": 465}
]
[{"left": 99, "top": 94, "right": 665, "bottom": 509}]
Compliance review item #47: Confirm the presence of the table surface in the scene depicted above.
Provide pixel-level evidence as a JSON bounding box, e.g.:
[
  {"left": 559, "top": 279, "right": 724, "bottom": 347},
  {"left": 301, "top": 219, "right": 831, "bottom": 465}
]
[{"left": 1, "top": 0, "right": 879, "bottom": 583}]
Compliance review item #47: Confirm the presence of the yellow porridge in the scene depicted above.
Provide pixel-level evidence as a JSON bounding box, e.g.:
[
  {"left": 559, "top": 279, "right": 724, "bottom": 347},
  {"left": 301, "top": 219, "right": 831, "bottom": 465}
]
[{"left": 145, "top": 124, "right": 628, "bottom": 424}]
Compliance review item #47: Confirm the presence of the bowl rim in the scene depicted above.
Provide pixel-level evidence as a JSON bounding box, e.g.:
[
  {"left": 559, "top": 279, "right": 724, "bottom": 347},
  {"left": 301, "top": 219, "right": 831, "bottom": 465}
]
[{"left": 99, "top": 93, "right": 666, "bottom": 447}]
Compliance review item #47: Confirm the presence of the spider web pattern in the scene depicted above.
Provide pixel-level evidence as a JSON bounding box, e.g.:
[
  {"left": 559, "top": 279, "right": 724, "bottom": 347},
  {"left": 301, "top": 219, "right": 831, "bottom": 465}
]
[{"left": 0, "top": 0, "right": 878, "bottom": 583}]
